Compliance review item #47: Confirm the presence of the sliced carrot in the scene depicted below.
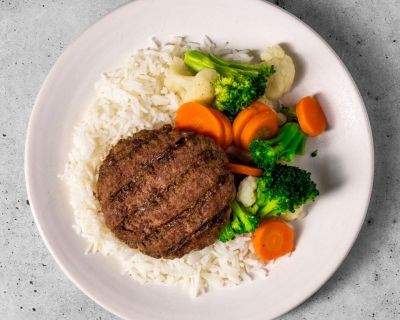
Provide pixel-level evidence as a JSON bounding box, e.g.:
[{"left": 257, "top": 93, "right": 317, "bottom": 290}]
[
  {"left": 175, "top": 102, "right": 225, "bottom": 146},
  {"left": 296, "top": 96, "right": 327, "bottom": 137},
  {"left": 233, "top": 107, "right": 260, "bottom": 146},
  {"left": 232, "top": 101, "right": 272, "bottom": 146},
  {"left": 210, "top": 108, "right": 233, "bottom": 148},
  {"left": 252, "top": 219, "right": 294, "bottom": 262},
  {"left": 240, "top": 110, "right": 279, "bottom": 150},
  {"left": 247, "top": 100, "right": 276, "bottom": 112},
  {"left": 227, "top": 163, "right": 263, "bottom": 176}
]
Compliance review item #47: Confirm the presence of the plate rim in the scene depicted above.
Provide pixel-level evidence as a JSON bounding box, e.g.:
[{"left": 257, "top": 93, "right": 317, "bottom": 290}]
[{"left": 25, "top": 0, "right": 374, "bottom": 319}]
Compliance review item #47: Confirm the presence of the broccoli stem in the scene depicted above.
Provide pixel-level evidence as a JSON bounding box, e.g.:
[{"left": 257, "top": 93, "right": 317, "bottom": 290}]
[
  {"left": 296, "top": 135, "right": 308, "bottom": 155},
  {"left": 184, "top": 50, "right": 260, "bottom": 77},
  {"left": 232, "top": 201, "right": 254, "bottom": 231},
  {"left": 247, "top": 204, "right": 259, "bottom": 215},
  {"left": 218, "top": 224, "right": 236, "bottom": 242},
  {"left": 208, "top": 53, "right": 273, "bottom": 73},
  {"left": 259, "top": 199, "right": 279, "bottom": 217},
  {"left": 183, "top": 50, "right": 217, "bottom": 73},
  {"left": 281, "top": 130, "right": 306, "bottom": 162},
  {"left": 272, "top": 122, "right": 301, "bottom": 147}
]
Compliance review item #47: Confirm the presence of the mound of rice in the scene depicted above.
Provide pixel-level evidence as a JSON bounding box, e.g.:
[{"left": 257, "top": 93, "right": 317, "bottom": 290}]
[{"left": 61, "top": 37, "right": 269, "bottom": 296}]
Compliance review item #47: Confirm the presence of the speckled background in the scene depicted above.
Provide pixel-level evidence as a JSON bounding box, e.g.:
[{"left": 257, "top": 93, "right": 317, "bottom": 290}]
[{"left": 0, "top": 0, "right": 399, "bottom": 319}]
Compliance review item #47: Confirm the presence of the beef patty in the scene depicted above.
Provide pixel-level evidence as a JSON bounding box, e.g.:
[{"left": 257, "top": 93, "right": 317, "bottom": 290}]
[{"left": 97, "top": 125, "right": 236, "bottom": 259}]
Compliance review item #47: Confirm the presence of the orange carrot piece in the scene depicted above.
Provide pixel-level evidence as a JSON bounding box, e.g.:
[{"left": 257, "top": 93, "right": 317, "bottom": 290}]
[
  {"left": 232, "top": 101, "right": 273, "bottom": 147},
  {"left": 175, "top": 102, "right": 225, "bottom": 146},
  {"left": 210, "top": 108, "right": 233, "bottom": 148},
  {"left": 233, "top": 108, "right": 259, "bottom": 146},
  {"left": 296, "top": 96, "right": 327, "bottom": 137},
  {"left": 252, "top": 219, "right": 294, "bottom": 262},
  {"left": 240, "top": 110, "right": 278, "bottom": 150},
  {"left": 227, "top": 163, "right": 263, "bottom": 176},
  {"left": 250, "top": 100, "right": 274, "bottom": 110}
]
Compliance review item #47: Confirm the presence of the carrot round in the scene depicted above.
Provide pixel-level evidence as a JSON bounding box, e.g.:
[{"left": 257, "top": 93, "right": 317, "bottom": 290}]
[
  {"left": 233, "top": 107, "right": 259, "bottom": 146},
  {"left": 210, "top": 108, "right": 233, "bottom": 148},
  {"left": 296, "top": 96, "right": 327, "bottom": 137},
  {"left": 240, "top": 110, "right": 278, "bottom": 150},
  {"left": 175, "top": 102, "right": 225, "bottom": 146},
  {"left": 232, "top": 101, "right": 273, "bottom": 147},
  {"left": 252, "top": 219, "right": 294, "bottom": 262},
  {"left": 227, "top": 163, "right": 263, "bottom": 176}
]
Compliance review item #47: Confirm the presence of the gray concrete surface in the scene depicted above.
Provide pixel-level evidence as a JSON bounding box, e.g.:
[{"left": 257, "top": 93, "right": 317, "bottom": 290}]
[{"left": 0, "top": 0, "right": 399, "bottom": 319}]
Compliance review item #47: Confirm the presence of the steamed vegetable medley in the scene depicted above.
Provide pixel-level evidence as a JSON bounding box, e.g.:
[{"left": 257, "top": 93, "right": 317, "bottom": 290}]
[{"left": 166, "top": 45, "right": 328, "bottom": 262}]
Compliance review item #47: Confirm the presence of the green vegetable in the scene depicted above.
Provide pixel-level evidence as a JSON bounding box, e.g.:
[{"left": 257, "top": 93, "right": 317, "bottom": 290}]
[
  {"left": 218, "top": 200, "right": 260, "bottom": 242},
  {"left": 249, "top": 122, "right": 307, "bottom": 170},
  {"left": 280, "top": 105, "right": 298, "bottom": 122},
  {"left": 184, "top": 50, "right": 275, "bottom": 118},
  {"left": 311, "top": 149, "right": 318, "bottom": 157},
  {"left": 253, "top": 164, "right": 319, "bottom": 217},
  {"left": 218, "top": 224, "right": 236, "bottom": 242}
]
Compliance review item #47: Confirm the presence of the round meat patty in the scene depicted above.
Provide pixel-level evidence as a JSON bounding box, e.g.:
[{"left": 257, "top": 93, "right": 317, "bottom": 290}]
[{"left": 97, "top": 125, "right": 236, "bottom": 259}]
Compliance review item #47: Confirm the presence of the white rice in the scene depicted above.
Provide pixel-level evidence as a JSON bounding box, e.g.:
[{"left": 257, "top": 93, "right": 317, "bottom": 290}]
[{"left": 61, "top": 37, "right": 268, "bottom": 297}]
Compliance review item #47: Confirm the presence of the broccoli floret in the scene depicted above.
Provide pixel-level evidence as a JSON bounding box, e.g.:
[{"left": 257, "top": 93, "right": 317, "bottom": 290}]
[
  {"left": 255, "top": 164, "right": 319, "bottom": 217},
  {"left": 218, "top": 200, "right": 260, "bottom": 242},
  {"left": 218, "top": 224, "right": 236, "bottom": 242},
  {"left": 249, "top": 122, "right": 307, "bottom": 170},
  {"left": 184, "top": 50, "right": 275, "bottom": 118}
]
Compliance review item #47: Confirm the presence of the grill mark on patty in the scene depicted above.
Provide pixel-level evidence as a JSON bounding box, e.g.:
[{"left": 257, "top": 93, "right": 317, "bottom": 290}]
[
  {"left": 138, "top": 148, "right": 223, "bottom": 213},
  {"left": 123, "top": 164, "right": 230, "bottom": 234},
  {"left": 166, "top": 205, "right": 229, "bottom": 256},
  {"left": 112, "top": 224, "right": 140, "bottom": 249},
  {"left": 98, "top": 125, "right": 186, "bottom": 199},
  {"left": 109, "top": 145, "right": 222, "bottom": 220},
  {"left": 113, "top": 125, "right": 175, "bottom": 162},
  {"left": 138, "top": 173, "right": 232, "bottom": 251},
  {"left": 169, "top": 207, "right": 231, "bottom": 258},
  {"left": 97, "top": 129, "right": 169, "bottom": 201},
  {"left": 108, "top": 133, "right": 198, "bottom": 203},
  {"left": 106, "top": 129, "right": 161, "bottom": 164},
  {"left": 117, "top": 126, "right": 189, "bottom": 167},
  {"left": 103, "top": 142, "right": 224, "bottom": 232},
  {"left": 140, "top": 180, "right": 217, "bottom": 239},
  {"left": 111, "top": 180, "right": 137, "bottom": 202}
]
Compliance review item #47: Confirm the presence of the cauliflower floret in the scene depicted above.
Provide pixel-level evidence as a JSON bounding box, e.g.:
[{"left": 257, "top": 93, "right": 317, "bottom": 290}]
[
  {"left": 164, "top": 57, "right": 218, "bottom": 104},
  {"left": 236, "top": 176, "right": 258, "bottom": 207},
  {"left": 261, "top": 45, "right": 295, "bottom": 100},
  {"left": 281, "top": 207, "right": 307, "bottom": 221}
]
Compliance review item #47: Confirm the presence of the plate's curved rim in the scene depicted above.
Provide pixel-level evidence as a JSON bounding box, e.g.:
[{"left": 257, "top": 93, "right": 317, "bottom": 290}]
[{"left": 25, "top": 0, "right": 374, "bottom": 319}]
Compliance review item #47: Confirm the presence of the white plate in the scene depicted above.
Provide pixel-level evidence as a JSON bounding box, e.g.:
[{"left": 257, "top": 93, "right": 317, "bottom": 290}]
[{"left": 25, "top": 0, "right": 374, "bottom": 319}]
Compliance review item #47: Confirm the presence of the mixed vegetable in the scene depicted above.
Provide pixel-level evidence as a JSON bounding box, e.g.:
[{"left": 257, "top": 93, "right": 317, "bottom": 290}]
[
  {"left": 184, "top": 50, "right": 275, "bottom": 118},
  {"left": 168, "top": 44, "right": 328, "bottom": 262}
]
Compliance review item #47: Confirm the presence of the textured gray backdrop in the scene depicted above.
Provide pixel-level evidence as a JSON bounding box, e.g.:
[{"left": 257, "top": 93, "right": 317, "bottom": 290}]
[{"left": 1, "top": 0, "right": 399, "bottom": 319}]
